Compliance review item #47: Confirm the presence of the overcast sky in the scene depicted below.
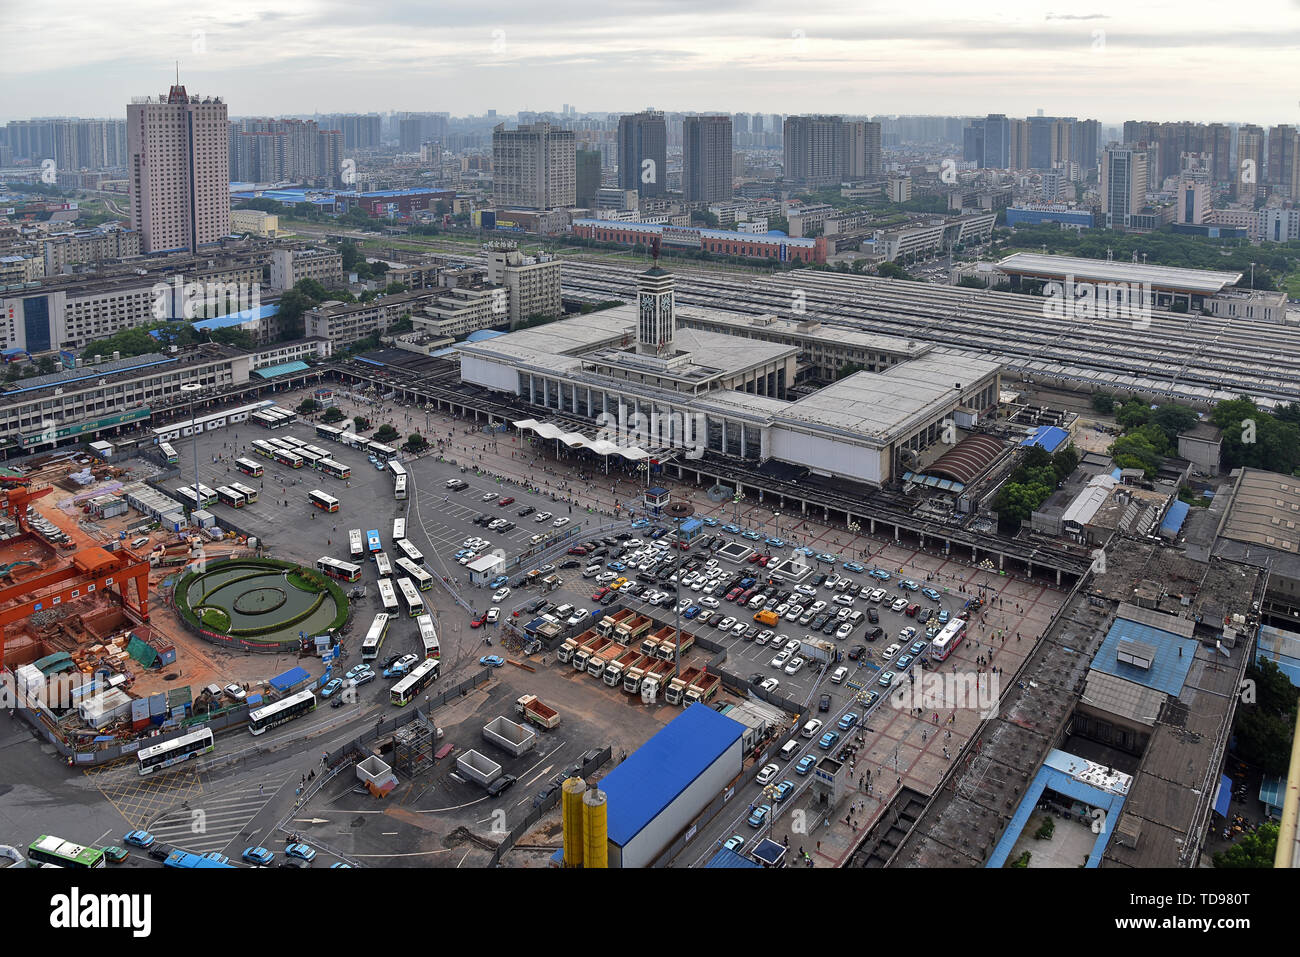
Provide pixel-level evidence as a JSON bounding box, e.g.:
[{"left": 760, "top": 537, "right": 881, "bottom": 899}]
[{"left": 2, "top": 0, "right": 1298, "bottom": 125}]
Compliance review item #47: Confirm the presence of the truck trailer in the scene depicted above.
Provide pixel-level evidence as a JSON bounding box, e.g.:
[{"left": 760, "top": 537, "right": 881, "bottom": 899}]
[
  {"left": 572, "top": 634, "right": 612, "bottom": 672},
  {"left": 595, "top": 608, "right": 633, "bottom": 638},
  {"left": 587, "top": 641, "right": 627, "bottom": 678},
  {"left": 684, "top": 672, "right": 721, "bottom": 705}
]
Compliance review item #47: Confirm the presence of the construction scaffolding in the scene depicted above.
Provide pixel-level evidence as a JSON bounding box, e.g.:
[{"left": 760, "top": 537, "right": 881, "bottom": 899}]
[{"left": 391, "top": 710, "right": 436, "bottom": 778}]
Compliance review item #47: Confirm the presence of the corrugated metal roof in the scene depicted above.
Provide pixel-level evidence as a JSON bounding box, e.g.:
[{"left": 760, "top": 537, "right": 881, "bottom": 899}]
[
  {"left": 253, "top": 360, "right": 310, "bottom": 379},
  {"left": 705, "top": 847, "right": 760, "bottom": 868}
]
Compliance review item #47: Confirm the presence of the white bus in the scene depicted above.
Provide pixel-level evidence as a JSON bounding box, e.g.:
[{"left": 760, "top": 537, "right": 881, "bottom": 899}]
[
  {"left": 388, "top": 460, "right": 408, "bottom": 479},
  {"left": 929, "top": 618, "right": 967, "bottom": 662},
  {"left": 297, "top": 449, "right": 324, "bottom": 470},
  {"left": 395, "top": 537, "right": 424, "bottom": 564},
  {"left": 316, "top": 423, "right": 345, "bottom": 442},
  {"left": 235, "top": 457, "right": 264, "bottom": 477},
  {"left": 374, "top": 551, "right": 393, "bottom": 578},
  {"left": 229, "top": 481, "right": 258, "bottom": 504},
  {"left": 175, "top": 485, "right": 217, "bottom": 510},
  {"left": 361, "top": 613, "right": 391, "bottom": 661},
  {"left": 316, "top": 556, "right": 362, "bottom": 582},
  {"left": 216, "top": 486, "right": 246, "bottom": 509},
  {"left": 397, "top": 577, "right": 423, "bottom": 618},
  {"left": 251, "top": 439, "right": 278, "bottom": 460},
  {"left": 394, "top": 474, "right": 408, "bottom": 501},
  {"left": 396, "top": 557, "right": 433, "bottom": 591},
  {"left": 158, "top": 441, "right": 179, "bottom": 464},
  {"left": 377, "top": 578, "right": 399, "bottom": 613},
  {"left": 348, "top": 528, "right": 364, "bottom": 558},
  {"left": 416, "top": 614, "right": 440, "bottom": 660},
  {"left": 137, "top": 727, "right": 215, "bottom": 775},
  {"left": 248, "top": 689, "right": 316, "bottom": 735},
  {"left": 393, "top": 517, "right": 406, "bottom": 541},
  {"left": 308, "top": 489, "right": 338, "bottom": 512},
  {"left": 368, "top": 441, "right": 397, "bottom": 461},
  {"left": 390, "top": 657, "right": 439, "bottom": 707},
  {"left": 319, "top": 458, "right": 351, "bottom": 480}
]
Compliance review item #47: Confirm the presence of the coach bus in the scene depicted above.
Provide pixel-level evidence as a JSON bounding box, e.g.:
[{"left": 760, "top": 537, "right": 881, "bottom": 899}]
[
  {"left": 397, "top": 577, "right": 423, "bottom": 618},
  {"left": 308, "top": 489, "right": 339, "bottom": 513},
  {"left": 137, "top": 727, "right": 215, "bottom": 775},
  {"left": 390, "top": 657, "right": 439, "bottom": 707},
  {"left": 251, "top": 439, "right": 278, "bottom": 460},
  {"left": 929, "top": 618, "right": 967, "bottom": 662},
  {"left": 366, "top": 529, "right": 382, "bottom": 554},
  {"left": 396, "top": 557, "right": 433, "bottom": 591},
  {"left": 348, "top": 528, "right": 364, "bottom": 558},
  {"left": 416, "top": 613, "right": 440, "bottom": 660},
  {"left": 248, "top": 689, "right": 316, "bottom": 735},
  {"left": 392, "top": 517, "right": 406, "bottom": 541},
  {"left": 374, "top": 551, "right": 393, "bottom": 578},
  {"left": 395, "top": 537, "right": 424, "bottom": 564},
  {"left": 216, "top": 486, "right": 247, "bottom": 509},
  {"left": 158, "top": 441, "right": 179, "bottom": 465},
  {"left": 316, "top": 556, "right": 362, "bottom": 582},
  {"left": 235, "top": 457, "right": 264, "bottom": 477},
  {"left": 319, "top": 458, "right": 351, "bottom": 480},
  {"left": 361, "top": 613, "right": 391, "bottom": 661},
  {"left": 315, "top": 423, "right": 345, "bottom": 442},
  {"left": 229, "top": 481, "right": 258, "bottom": 504},
  {"left": 251, "top": 409, "right": 284, "bottom": 429},
  {"left": 377, "top": 578, "right": 399, "bottom": 613},
  {"left": 26, "top": 836, "right": 106, "bottom": 869}
]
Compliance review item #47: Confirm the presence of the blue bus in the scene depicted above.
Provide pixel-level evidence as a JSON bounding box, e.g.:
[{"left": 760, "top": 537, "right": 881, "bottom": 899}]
[
  {"left": 366, "top": 529, "right": 382, "bottom": 554},
  {"left": 164, "top": 850, "right": 234, "bottom": 869}
]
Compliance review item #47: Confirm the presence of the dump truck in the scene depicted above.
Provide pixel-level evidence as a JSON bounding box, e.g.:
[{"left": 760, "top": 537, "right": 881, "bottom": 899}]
[
  {"left": 572, "top": 634, "right": 612, "bottom": 672},
  {"left": 516, "top": 694, "right": 560, "bottom": 730},
  {"left": 604, "top": 650, "right": 645, "bottom": 687},
  {"left": 654, "top": 628, "right": 695, "bottom": 661},
  {"left": 482, "top": 715, "right": 537, "bottom": 757},
  {"left": 456, "top": 749, "right": 503, "bottom": 788},
  {"left": 596, "top": 608, "right": 633, "bottom": 638},
  {"left": 640, "top": 659, "right": 678, "bottom": 699},
  {"left": 615, "top": 614, "right": 653, "bottom": 647},
  {"left": 557, "top": 627, "right": 598, "bottom": 664},
  {"left": 623, "top": 656, "right": 660, "bottom": 695},
  {"left": 684, "top": 672, "right": 721, "bottom": 705},
  {"left": 642, "top": 625, "right": 675, "bottom": 658},
  {"left": 665, "top": 666, "right": 702, "bottom": 706},
  {"left": 587, "top": 641, "right": 627, "bottom": 678}
]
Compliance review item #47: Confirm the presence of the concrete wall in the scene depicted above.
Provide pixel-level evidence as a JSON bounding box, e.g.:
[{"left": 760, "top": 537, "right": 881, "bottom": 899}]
[
  {"left": 768, "top": 426, "right": 883, "bottom": 486},
  {"left": 460, "top": 354, "right": 520, "bottom": 394}
]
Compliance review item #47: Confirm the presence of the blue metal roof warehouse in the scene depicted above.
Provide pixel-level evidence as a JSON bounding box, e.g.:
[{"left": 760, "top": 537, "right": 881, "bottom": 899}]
[{"left": 600, "top": 703, "right": 743, "bottom": 867}]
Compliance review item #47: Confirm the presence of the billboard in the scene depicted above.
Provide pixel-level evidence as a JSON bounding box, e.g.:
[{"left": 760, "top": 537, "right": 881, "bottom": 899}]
[{"left": 661, "top": 226, "right": 702, "bottom": 248}]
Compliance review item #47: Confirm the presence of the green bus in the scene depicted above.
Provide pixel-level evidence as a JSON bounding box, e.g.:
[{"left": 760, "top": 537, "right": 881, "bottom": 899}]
[{"left": 27, "top": 835, "right": 107, "bottom": 868}]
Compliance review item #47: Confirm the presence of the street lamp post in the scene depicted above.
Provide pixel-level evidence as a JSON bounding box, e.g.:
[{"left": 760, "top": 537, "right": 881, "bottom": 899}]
[{"left": 181, "top": 383, "right": 202, "bottom": 521}]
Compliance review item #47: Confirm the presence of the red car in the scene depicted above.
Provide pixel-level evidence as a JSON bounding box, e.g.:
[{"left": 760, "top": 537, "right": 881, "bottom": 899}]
[
  {"left": 497, "top": 497, "right": 515, "bottom": 507},
  {"left": 905, "top": 603, "right": 920, "bottom": 618},
  {"left": 747, "top": 553, "right": 762, "bottom": 564},
  {"left": 592, "top": 586, "right": 610, "bottom": 601},
  {"left": 470, "top": 613, "right": 487, "bottom": 628},
  {"left": 567, "top": 546, "right": 588, "bottom": 556},
  {"left": 757, "top": 556, "right": 771, "bottom": 567},
  {"left": 725, "top": 587, "right": 743, "bottom": 601}
]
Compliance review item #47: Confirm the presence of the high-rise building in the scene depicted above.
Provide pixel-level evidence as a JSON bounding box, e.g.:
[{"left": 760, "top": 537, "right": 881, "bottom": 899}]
[
  {"left": 618, "top": 110, "right": 668, "bottom": 198},
  {"left": 1176, "top": 173, "right": 1210, "bottom": 225},
  {"left": 784, "top": 115, "right": 845, "bottom": 186},
  {"left": 1205, "top": 123, "right": 1232, "bottom": 184},
  {"left": 128, "top": 85, "right": 229, "bottom": 254},
  {"left": 576, "top": 148, "right": 602, "bottom": 208},
  {"left": 1101, "top": 146, "right": 1148, "bottom": 229},
  {"left": 843, "top": 120, "right": 883, "bottom": 178},
  {"left": 1236, "top": 125, "right": 1266, "bottom": 201},
  {"left": 1267, "top": 125, "right": 1297, "bottom": 198},
  {"left": 963, "top": 119, "right": 985, "bottom": 167},
  {"left": 682, "top": 115, "right": 733, "bottom": 203},
  {"left": 228, "top": 118, "right": 341, "bottom": 186},
  {"left": 1072, "top": 119, "right": 1100, "bottom": 174},
  {"left": 491, "top": 122, "right": 576, "bottom": 210}
]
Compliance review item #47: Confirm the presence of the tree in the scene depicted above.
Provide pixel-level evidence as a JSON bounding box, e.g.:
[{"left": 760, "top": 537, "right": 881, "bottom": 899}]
[
  {"left": 1051, "top": 445, "right": 1080, "bottom": 482},
  {"left": 1212, "top": 822, "right": 1278, "bottom": 868},
  {"left": 1109, "top": 433, "right": 1163, "bottom": 476},
  {"left": 1091, "top": 393, "right": 1115, "bottom": 415},
  {"left": 321, "top": 406, "right": 345, "bottom": 424},
  {"left": 691, "top": 209, "right": 720, "bottom": 228},
  {"left": 1151, "top": 404, "right": 1198, "bottom": 444},
  {"left": 296, "top": 398, "right": 321, "bottom": 415},
  {"left": 404, "top": 433, "right": 429, "bottom": 453},
  {"left": 1115, "top": 399, "right": 1151, "bottom": 431},
  {"left": 375, "top": 424, "right": 400, "bottom": 443},
  {"left": 353, "top": 416, "right": 372, "bottom": 432}
]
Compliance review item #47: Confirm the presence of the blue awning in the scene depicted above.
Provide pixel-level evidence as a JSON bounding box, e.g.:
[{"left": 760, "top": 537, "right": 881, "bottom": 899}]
[{"left": 1214, "top": 774, "right": 1233, "bottom": 817}]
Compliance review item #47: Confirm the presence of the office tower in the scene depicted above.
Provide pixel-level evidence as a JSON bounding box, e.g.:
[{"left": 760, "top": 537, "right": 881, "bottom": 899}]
[
  {"left": 617, "top": 110, "right": 668, "bottom": 198},
  {"left": 1206, "top": 123, "right": 1232, "bottom": 184},
  {"left": 1072, "top": 119, "right": 1100, "bottom": 174},
  {"left": 1008, "top": 118, "right": 1029, "bottom": 171},
  {"left": 128, "top": 84, "right": 229, "bottom": 254},
  {"left": 1236, "top": 125, "right": 1265, "bottom": 200},
  {"left": 843, "top": 120, "right": 883, "bottom": 178},
  {"left": 963, "top": 119, "right": 985, "bottom": 166},
  {"left": 682, "top": 115, "right": 733, "bottom": 203},
  {"left": 783, "top": 115, "right": 844, "bottom": 186},
  {"left": 1267, "top": 125, "right": 1297, "bottom": 198},
  {"left": 576, "top": 148, "right": 602, "bottom": 208},
  {"left": 1176, "top": 177, "right": 1209, "bottom": 224},
  {"left": 982, "top": 114, "right": 1010, "bottom": 169},
  {"left": 491, "top": 122, "right": 575, "bottom": 209},
  {"left": 1101, "top": 147, "right": 1148, "bottom": 229}
]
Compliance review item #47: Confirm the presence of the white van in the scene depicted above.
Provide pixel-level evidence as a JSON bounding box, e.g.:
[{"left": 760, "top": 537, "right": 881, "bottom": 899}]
[
  {"left": 778, "top": 740, "right": 800, "bottom": 762},
  {"left": 553, "top": 603, "right": 574, "bottom": 619},
  {"left": 582, "top": 564, "right": 602, "bottom": 578},
  {"left": 830, "top": 666, "right": 848, "bottom": 684},
  {"left": 130, "top": 536, "right": 150, "bottom": 549}
]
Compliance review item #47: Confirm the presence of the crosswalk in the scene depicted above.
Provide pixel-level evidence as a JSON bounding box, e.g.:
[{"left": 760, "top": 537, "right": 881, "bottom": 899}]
[{"left": 144, "top": 769, "right": 297, "bottom": 856}]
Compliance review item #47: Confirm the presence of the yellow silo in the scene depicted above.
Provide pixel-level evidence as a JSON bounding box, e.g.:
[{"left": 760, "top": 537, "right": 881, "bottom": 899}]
[
  {"left": 561, "top": 776, "right": 586, "bottom": 868},
  {"left": 582, "top": 787, "right": 608, "bottom": 868}
]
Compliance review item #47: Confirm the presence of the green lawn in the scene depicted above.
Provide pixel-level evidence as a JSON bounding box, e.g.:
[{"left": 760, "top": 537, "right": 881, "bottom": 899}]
[{"left": 1282, "top": 269, "right": 1300, "bottom": 299}]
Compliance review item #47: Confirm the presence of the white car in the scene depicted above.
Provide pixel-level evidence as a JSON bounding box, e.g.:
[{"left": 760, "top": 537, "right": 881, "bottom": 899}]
[
  {"left": 836, "top": 607, "right": 852, "bottom": 622},
  {"left": 567, "top": 609, "right": 588, "bottom": 626},
  {"left": 754, "top": 631, "right": 773, "bottom": 646},
  {"left": 759, "top": 677, "right": 781, "bottom": 692},
  {"left": 890, "top": 597, "right": 909, "bottom": 613},
  {"left": 833, "top": 593, "right": 855, "bottom": 606},
  {"left": 691, "top": 579, "right": 707, "bottom": 592},
  {"left": 718, "top": 616, "right": 737, "bottom": 631},
  {"left": 883, "top": 642, "right": 901, "bottom": 659},
  {"left": 553, "top": 517, "right": 570, "bottom": 528},
  {"left": 801, "top": 719, "right": 824, "bottom": 738},
  {"left": 486, "top": 607, "right": 501, "bottom": 623},
  {"left": 836, "top": 623, "right": 853, "bottom": 640},
  {"left": 756, "top": 763, "right": 780, "bottom": 785},
  {"left": 596, "top": 572, "right": 617, "bottom": 585},
  {"left": 784, "top": 605, "right": 803, "bottom": 621},
  {"left": 731, "top": 621, "right": 748, "bottom": 635},
  {"left": 770, "top": 650, "right": 791, "bottom": 669},
  {"left": 784, "top": 638, "right": 801, "bottom": 653},
  {"left": 699, "top": 596, "right": 721, "bottom": 608},
  {"left": 224, "top": 683, "right": 247, "bottom": 701},
  {"left": 535, "top": 511, "right": 553, "bottom": 523},
  {"left": 809, "top": 600, "right": 827, "bottom": 614},
  {"left": 458, "top": 553, "right": 477, "bottom": 565},
  {"left": 676, "top": 598, "right": 692, "bottom": 612},
  {"left": 481, "top": 492, "right": 497, "bottom": 502},
  {"left": 783, "top": 656, "right": 805, "bottom": 675},
  {"left": 492, "top": 587, "right": 511, "bottom": 602},
  {"left": 869, "top": 588, "right": 887, "bottom": 603},
  {"left": 794, "top": 584, "right": 818, "bottom": 598}
]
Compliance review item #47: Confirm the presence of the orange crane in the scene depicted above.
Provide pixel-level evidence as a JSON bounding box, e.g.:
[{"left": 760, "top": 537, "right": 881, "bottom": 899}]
[{"left": 0, "top": 481, "right": 53, "bottom": 535}]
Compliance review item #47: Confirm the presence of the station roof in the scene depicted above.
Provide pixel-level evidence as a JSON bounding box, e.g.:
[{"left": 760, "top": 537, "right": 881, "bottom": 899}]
[
  {"left": 996, "top": 253, "right": 1242, "bottom": 296},
  {"left": 924, "top": 434, "right": 1006, "bottom": 485},
  {"left": 600, "top": 704, "right": 743, "bottom": 848},
  {"left": 252, "top": 360, "right": 310, "bottom": 379},
  {"left": 1089, "top": 611, "right": 1198, "bottom": 697}
]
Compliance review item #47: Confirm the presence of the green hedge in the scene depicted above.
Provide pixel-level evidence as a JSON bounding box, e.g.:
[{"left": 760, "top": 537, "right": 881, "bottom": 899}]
[{"left": 175, "top": 557, "right": 349, "bottom": 641}]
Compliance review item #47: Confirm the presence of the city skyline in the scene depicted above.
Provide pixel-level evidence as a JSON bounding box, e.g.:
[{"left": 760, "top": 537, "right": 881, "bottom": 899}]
[{"left": 2, "top": 1, "right": 1299, "bottom": 125}]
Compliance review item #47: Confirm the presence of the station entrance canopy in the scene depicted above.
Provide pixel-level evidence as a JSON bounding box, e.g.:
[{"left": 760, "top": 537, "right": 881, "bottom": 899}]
[{"left": 513, "top": 418, "right": 671, "bottom": 462}]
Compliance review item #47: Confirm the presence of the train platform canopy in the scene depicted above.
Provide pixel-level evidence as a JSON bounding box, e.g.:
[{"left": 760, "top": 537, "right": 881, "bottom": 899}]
[
  {"left": 252, "top": 360, "right": 310, "bottom": 380},
  {"left": 996, "top": 253, "right": 1242, "bottom": 296},
  {"left": 513, "top": 417, "right": 654, "bottom": 460}
]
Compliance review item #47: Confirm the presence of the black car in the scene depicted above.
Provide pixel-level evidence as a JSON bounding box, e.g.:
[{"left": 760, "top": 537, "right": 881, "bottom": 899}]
[
  {"left": 810, "top": 613, "right": 829, "bottom": 629},
  {"left": 511, "top": 576, "right": 529, "bottom": 588},
  {"left": 518, "top": 505, "right": 535, "bottom": 517},
  {"left": 559, "top": 560, "right": 580, "bottom": 569},
  {"left": 527, "top": 598, "right": 548, "bottom": 613},
  {"left": 532, "top": 784, "right": 560, "bottom": 809},
  {"left": 599, "top": 591, "right": 617, "bottom": 605},
  {"left": 487, "top": 774, "right": 518, "bottom": 797},
  {"left": 615, "top": 532, "right": 632, "bottom": 540},
  {"left": 867, "top": 609, "right": 879, "bottom": 624},
  {"left": 147, "top": 843, "right": 174, "bottom": 862},
  {"left": 819, "top": 693, "right": 832, "bottom": 712},
  {"left": 749, "top": 673, "right": 765, "bottom": 685},
  {"left": 821, "top": 619, "right": 838, "bottom": 636},
  {"left": 848, "top": 644, "right": 867, "bottom": 661},
  {"left": 499, "top": 521, "right": 516, "bottom": 532},
  {"left": 637, "top": 572, "right": 656, "bottom": 583},
  {"left": 866, "top": 626, "right": 885, "bottom": 641},
  {"left": 473, "top": 514, "right": 490, "bottom": 526},
  {"left": 811, "top": 574, "right": 827, "bottom": 587}
]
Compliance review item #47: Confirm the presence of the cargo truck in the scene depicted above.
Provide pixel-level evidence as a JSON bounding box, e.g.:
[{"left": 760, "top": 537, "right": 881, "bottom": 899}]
[
  {"left": 596, "top": 608, "right": 633, "bottom": 638},
  {"left": 516, "top": 694, "right": 560, "bottom": 730},
  {"left": 557, "top": 627, "right": 598, "bottom": 664},
  {"left": 664, "top": 666, "right": 702, "bottom": 705},
  {"left": 623, "top": 656, "right": 659, "bottom": 695},
  {"left": 481, "top": 715, "right": 537, "bottom": 756},
  {"left": 616, "top": 614, "right": 654, "bottom": 647},
  {"left": 654, "top": 628, "right": 696, "bottom": 661},
  {"left": 456, "top": 749, "right": 503, "bottom": 788},
  {"left": 642, "top": 625, "right": 674, "bottom": 658},
  {"left": 572, "top": 634, "right": 612, "bottom": 672},
  {"left": 604, "top": 650, "right": 646, "bottom": 687},
  {"left": 639, "top": 659, "right": 678, "bottom": 699},
  {"left": 684, "top": 672, "right": 721, "bottom": 705},
  {"left": 588, "top": 641, "right": 627, "bottom": 678}
]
